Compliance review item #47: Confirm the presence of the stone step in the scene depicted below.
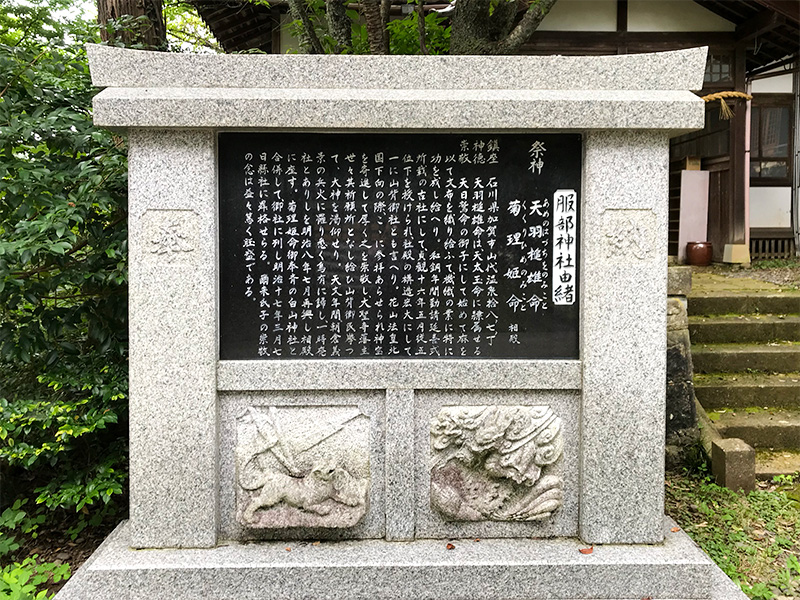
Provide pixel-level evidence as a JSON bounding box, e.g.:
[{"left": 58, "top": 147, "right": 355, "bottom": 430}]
[
  {"left": 692, "top": 342, "right": 800, "bottom": 373},
  {"left": 56, "top": 520, "right": 720, "bottom": 600},
  {"left": 694, "top": 373, "right": 800, "bottom": 409},
  {"left": 689, "top": 315, "right": 800, "bottom": 344},
  {"left": 688, "top": 294, "right": 800, "bottom": 317},
  {"left": 756, "top": 449, "right": 800, "bottom": 480},
  {"left": 710, "top": 407, "right": 800, "bottom": 449}
]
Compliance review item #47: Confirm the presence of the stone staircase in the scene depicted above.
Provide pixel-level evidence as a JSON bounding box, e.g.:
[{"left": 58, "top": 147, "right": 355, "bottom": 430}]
[{"left": 689, "top": 284, "right": 800, "bottom": 481}]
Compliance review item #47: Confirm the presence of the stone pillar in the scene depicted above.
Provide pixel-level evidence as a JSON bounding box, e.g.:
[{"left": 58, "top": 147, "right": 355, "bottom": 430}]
[
  {"left": 580, "top": 130, "right": 668, "bottom": 544},
  {"left": 128, "top": 129, "right": 219, "bottom": 548}
]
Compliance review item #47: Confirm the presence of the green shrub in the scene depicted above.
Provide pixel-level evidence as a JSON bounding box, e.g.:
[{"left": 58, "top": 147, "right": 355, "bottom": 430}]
[
  {"left": 0, "top": 556, "right": 70, "bottom": 600},
  {"left": 0, "top": 0, "right": 129, "bottom": 520}
]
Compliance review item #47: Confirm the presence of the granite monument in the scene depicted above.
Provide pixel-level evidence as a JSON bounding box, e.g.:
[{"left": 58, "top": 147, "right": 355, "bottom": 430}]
[{"left": 55, "top": 44, "right": 747, "bottom": 600}]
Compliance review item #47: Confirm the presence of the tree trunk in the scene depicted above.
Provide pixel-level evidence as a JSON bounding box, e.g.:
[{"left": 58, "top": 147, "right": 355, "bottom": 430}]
[
  {"left": 495, "top": 0, "right": 558, "bottom": 54},
  {"left": 97, "top": 0, "right": 167, "bottom": 50},
  {"left": 326, "top": 0, "right": 352, "bottom": 53},
  {"left": 450, "top": 0, "right": 559, "bottom": 55},
  {"left": 288, "top": 0, "right": 326, "bottom": 54},
  {"left": 362, "top": 0, "right": 388, "bottom": 55}
]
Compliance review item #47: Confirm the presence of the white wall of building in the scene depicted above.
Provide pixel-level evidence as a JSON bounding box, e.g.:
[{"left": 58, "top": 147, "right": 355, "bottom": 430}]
[
  {"left": 628, "top": 0, "right": 735, "bottom": 32},
  {"left": 751, "top": 73, "right": 793, "bottom": 94},
  {"left": 539, "top": 0, "right": 736, "bottom": 33},
  {"left": 750, "top": 187, "right": 792, "bottom": 229},
  {"left": 538, "top": 0, "right": 617, "bottom": 31}
]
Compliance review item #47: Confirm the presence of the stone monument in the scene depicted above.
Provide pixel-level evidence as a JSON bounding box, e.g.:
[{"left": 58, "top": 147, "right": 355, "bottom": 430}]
[{"left": 56, "top": 44, "right": 746, "bottom": 599}]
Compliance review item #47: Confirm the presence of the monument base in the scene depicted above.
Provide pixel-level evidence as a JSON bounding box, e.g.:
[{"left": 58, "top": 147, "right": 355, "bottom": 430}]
[{"left": 56, "top": 518, "right": 746, "bottom": 600}]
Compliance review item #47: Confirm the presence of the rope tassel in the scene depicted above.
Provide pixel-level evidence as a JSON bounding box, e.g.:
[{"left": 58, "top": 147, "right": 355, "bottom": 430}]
[{"left": 701, "top": 91, "right": 753, "bottom": 120}]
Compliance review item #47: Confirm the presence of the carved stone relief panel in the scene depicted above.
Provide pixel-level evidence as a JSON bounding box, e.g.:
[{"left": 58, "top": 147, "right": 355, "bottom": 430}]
[
  {"left": 140, "top": 209, "right": 199, "bottom": 264},
  {"left": 603, "top": 208, "right": 657, "bottom": 261},
  {"left": 430, "top": 405, "right": 564, "bottom": 522},
  {"left": 236, "top": 405, "right": 370, "bottom": 529}
]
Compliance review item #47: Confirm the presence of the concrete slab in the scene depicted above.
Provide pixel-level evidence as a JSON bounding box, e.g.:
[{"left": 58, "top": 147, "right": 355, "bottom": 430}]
[
  {"left": 691, "top": 273, "right": 783, "bottom": 294},
  {"left": 709, "top": 560, "right": 750, "bottom": 600},
  {"left": 692, "top": 342, "right": 800, "bottom": 373},
  {"left": 689, "top": 315, "right": 800, "bottom": 344},
  {"left": 711, "top": 438, "right": 755, "bottom": 493},
  {"left": 668, "top": 266, "right": 693, "bottom": 296},
  {"left": 694, "top": 373, "right": 800, "bottom": 409},
  {"left": 689, "top": 294, "right": 800, "bottom": 316},
  {"left": 712, "top": 407, "right": 800, "bottom": 449},
  {"left": 56, "top": 518, "right": 718, "bottom": 600},
  {"left": 756, "top": 448, "right": 800, "bottom": 479}
]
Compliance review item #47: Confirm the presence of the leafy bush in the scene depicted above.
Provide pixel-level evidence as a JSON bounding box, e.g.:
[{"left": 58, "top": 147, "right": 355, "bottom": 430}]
[
  {"left": 387, "top": 12, "right": 450, "bottom": 55},
  {"left": 0, "top": 0, "right": 129, "bottom": 520},
  {"left": 0, "top": 556, "right": 70, "bottom": 600},
  {"left": 0, "top": 499, "right": 46, "bottom": 559}
]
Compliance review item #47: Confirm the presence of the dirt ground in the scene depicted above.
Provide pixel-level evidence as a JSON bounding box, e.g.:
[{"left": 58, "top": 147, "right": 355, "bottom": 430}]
[
  {"left": 695, "top": 258, "right": 800, "bottom": 290},
  {"left": 17, "top": 516, "right": 119, "bottom": 596}
]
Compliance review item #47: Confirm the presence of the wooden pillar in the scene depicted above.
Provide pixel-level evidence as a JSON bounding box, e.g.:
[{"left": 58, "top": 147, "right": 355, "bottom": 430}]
[
  {"left": 616, "top": 0, "right": 628, "bottom": 55},
  {"left": 728, "top": 43, "right": 749, "bottom": 257},
  {"left": 271, "top": 7, "right": 282, "bottom": 54}
]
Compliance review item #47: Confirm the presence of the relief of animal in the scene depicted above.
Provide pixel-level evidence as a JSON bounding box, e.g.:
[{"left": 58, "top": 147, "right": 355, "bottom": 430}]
[{"left": 241, "top": 461, "right": 367, "bottom": 524}]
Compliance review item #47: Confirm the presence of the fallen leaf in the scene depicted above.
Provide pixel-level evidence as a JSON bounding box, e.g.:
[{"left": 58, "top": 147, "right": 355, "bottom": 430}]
[
  {"left": 670, "top": 527, "right": 680, "bottom": 532},
  {"left": 579, "top": 546, "right": 593, "bottom": 555},
  {"left": 474, "top": 538, "right": 481, "bottom": 542},
  {"left": 446, "top": 543, "right": 455, "bottom": 550},
  {"left": 285, "top": 547, "right": 291, "bottom": 552},
  {"left": 311, "top": 541, "right": 321, "bottom": 546}
]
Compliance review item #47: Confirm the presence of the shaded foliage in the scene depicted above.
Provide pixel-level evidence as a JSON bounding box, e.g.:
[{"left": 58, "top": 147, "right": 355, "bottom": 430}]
[
  {"left": 285, "top": 0, "right": 556, "bottom": 55},
  {"left": 0, "top": 0, "right": 129, "bottom": 522}
]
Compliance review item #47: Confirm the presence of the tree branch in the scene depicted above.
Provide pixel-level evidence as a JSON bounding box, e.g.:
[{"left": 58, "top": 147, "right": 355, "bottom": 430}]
[
  {"left": 416, "top": 1, "right": 429, "bottom": 55},
  {"left": 495, "top": 0, "right": 558, "bottom": 54},
  {"left": 287, "top": 0, "right": 325, "bottom": 54},
  {"left": 487, "top": 0, "right": 518, "bottom": 41},
  {"left": 166, "top": 25, "right": 222, "bottom": 52},
  {"left": 326, "top": 0, "right": 352, "bottom": 52},
  {"left": 381, "top": 0, "right": 391, "bottom": 53}
]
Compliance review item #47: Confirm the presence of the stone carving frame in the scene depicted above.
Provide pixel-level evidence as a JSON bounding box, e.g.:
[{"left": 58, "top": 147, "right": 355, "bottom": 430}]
[
  {"left": 414, "top": 390, "right": 580, "bottom": 539},
  {"left": 430, "top": 405, "right": 564, "bottom": 522},
  {"left": 235, "top": 405, "right": 370, "bottom": 529},
  {"left": 54, "top": 44, "right": 719, "bottom": 600},
  {"left": 218, "top": 390, "right": 386, "bottom": 541}
]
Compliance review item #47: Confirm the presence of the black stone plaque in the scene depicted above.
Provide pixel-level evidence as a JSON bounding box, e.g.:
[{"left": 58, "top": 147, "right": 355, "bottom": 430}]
[{"left": 219, "top": 132, "right": 580, "bottom": 360}]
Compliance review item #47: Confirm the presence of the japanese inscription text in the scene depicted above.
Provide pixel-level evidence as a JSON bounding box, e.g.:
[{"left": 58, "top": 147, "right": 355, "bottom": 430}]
[{"left": 219, "top": 133, "right": 581, "bottom": 360}]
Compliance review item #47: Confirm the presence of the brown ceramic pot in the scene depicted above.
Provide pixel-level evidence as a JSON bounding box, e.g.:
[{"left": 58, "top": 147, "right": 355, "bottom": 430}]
[{"left": 686, "top": 241, "right": 712, "bottom": 266}]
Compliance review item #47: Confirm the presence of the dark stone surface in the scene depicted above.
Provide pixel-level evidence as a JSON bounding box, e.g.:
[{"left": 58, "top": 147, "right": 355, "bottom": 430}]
[
  {"left": 218, "top": 132, "right": 582, "bottom": 361},
  {"left": 712, "top": 438, "right": 755, "bottom": 493},
  {"left": 665, "top": 427, "right": 702, "bottom": 472},
  {"left": 666, "top": 331, "right": 696, "bottom": 435},
  {"left": 667, "top": 266, "right": 692, "bottom": 296}
]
